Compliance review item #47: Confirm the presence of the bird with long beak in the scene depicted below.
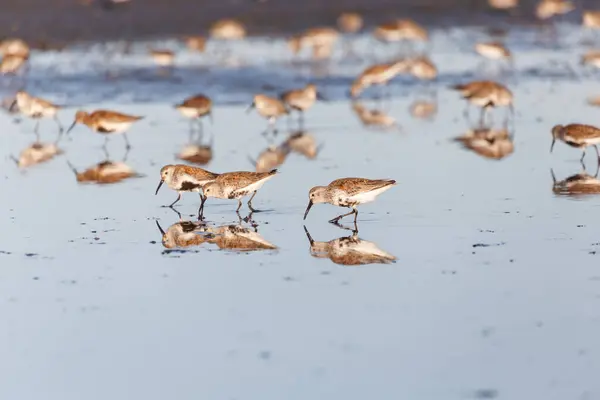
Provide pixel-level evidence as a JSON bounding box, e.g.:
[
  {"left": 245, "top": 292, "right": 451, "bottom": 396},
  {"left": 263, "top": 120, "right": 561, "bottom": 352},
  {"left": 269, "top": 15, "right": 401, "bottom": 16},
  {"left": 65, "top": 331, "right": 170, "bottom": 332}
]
[
  {"left": 280, "top": 84, "right": 325, "bottom": 129},
  {"left": 155, "top": 164, "right": 219, "bottom": 211},
  {"left": 246, "top": 94, "right": 288, "bottom": 134},
  {"left": 304, "top": 178, "right": 396, "bottom": 224},
  {"left": 66, "top": 109, "right": 143, "bottom": 150},
  {"left": 551, "top": 124, "right": 600, "bottom": 165}
]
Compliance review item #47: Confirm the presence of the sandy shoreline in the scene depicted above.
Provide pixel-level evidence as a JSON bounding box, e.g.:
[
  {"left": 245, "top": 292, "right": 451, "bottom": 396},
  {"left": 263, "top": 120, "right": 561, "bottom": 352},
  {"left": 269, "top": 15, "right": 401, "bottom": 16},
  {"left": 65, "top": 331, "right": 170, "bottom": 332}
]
[{"left": 0, "top": 0, "right": 548, "bottom": 44}]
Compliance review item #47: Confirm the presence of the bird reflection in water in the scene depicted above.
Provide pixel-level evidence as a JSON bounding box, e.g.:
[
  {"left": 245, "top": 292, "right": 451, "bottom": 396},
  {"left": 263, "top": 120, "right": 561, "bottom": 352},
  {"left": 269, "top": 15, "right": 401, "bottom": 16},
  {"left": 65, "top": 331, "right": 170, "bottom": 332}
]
[
  {"left": 351, "top": 101, "right": 399, "bottom": 130},
  {"left": 67, "top": 158, "right": 142, "bottom": 184},
  {"left": 156, "top": 211, "right": 277, "bottom": 252},
  {"left": 551, "top": 165, "right": 600, "bottom": 196},
  {"left": 176, "top": 141, "right": 213, "bottom": 166},
  {"left": 303, "top": 224, "right": 396, "bottom": 266},
  {"left": 409, "top": 99, "right": 438, "bottom": 120},
  {"left": 251, "top": 144, "right": 289, "bottom": 173},
  {"left": 283, "top": 130, "right": 323, "bottom": 160},
  {"left": 454, "top": 127, "right": 514, "bottom": 160},
  {"left": 10, "top": 142, "right": 63, "bottom": 168}
]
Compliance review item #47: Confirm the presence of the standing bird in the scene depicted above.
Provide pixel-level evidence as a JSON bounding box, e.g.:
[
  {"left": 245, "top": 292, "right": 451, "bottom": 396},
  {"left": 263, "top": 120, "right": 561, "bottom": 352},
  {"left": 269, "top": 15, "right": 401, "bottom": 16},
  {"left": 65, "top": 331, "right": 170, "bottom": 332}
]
[
  {"left": 373, "top": 19, "right": 428, "bottom": 56},
  {"left": 281, "top": 84, "right": 323, "bottom": 128},
  {"left": 247, "top": 94, "right": 288, "bottom": 134},
  {"left": 0, "top": 54, "right": 28, "bottom": 75},
  {"left": 451, "top": 80, "right": 514, "bottom": 126},
  {"left": 550, "top": 124, "right": 600, "bottom": 165},
  {"left": 155, "top": 164, "right": 219, "bottom": 209},
  {"left": 66, "top": 109, "right": 143, "bottom": 151},
  {"left": 350, "top": 59, "right": 410, "bottom": 99},
  {"left": 304, "top": 178, "right": 396, "bottom": 224},
  {"left": 475, "top": 42, "right": 513, "bottom": 72},
  {"left": 200, "top": 169, "right": 278, "bottom": 216},
  {"left": 175, "top": 94, "right": 213, "bottom": 141},
  {"left": 10, "top": 91, "right": 64, "bottom": 137}
]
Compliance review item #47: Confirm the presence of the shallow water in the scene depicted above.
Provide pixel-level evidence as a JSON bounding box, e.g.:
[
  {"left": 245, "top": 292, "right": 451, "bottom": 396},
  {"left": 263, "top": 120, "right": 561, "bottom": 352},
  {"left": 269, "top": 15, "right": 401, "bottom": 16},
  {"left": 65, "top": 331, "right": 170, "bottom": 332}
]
[{"left": 2, "top": 24, "right": 600, "bottom": 400}]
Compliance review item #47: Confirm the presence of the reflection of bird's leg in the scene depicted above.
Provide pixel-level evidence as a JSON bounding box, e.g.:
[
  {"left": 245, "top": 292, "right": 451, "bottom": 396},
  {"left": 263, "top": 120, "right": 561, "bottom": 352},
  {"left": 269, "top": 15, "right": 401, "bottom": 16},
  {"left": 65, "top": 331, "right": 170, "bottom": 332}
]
[
  {"left": 54, "top": 115, "right": 64, "bottom": 133},
  {"left": 34, "top": 119, "right": 40, "bottom": 140},
  {"left": 197, "top": 118, "right": 204, "bottom": 143},
  {"left": 236, "top": 199, "right": 243, "bottom": 212},
  {"left": 329, "top": 208, "right": 358, "bottom": 224},
  {"left": 299, "top": 110, "right": 305, "bottom": 130},
  {"left": 123, "top": 133, "right": 132, "bottom": 150},
  {"left": 198, "top": 194, "right": 206, "bottom": 219},
  {"left": 169, "top": 193, "right": 182, "bottom": 208},
  {"left": 463, "top": 102, "right": 470, "bottom": 122},
  {"left": 188, "top": 119, "right": 196, "bottom": 142},
  {"left": 594, "top": 145, "right": 600, "bottom": 161}
]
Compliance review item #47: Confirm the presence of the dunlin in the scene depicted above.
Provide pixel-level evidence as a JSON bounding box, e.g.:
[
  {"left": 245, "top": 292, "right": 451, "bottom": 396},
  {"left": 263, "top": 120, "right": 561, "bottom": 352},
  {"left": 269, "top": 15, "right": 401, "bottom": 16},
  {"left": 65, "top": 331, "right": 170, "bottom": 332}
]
[
  {"left": 0, "top": 53, "right": 28, "bottom": 74},
  {"left": 551, "top": 124, "right": 600, "bottom": 164},
  {"left": 10, "top": 91, "right": 63, "bottom": 135},
  {"left": 581, "top": 50, "right": 600, "bottom": 68},
  {"left": 247, "top": 94, "right": 289, "bottom": 133},
  {"left": 66, "top": 109, "right": 143, "bottom": 150},
  {"left": 303, "top": 226, "right": 396, "bottom": 265},
  {"left": 209, "top": 19, "right": 247, "bottom": 40},
  {"left": 551, "top": 168, "right": 600, "bottom": 196},
  {"left": 373, "top": 19, "right": 428, "bottom": 55},
  {"left": 408, "top": 56, "right": 437, "bottom": 81},
  {"left": 337, "top": 12, "right": 363, "bottom": 34},
  {"left": 536, "top": 0, "right": 574, "bottom": 20},
  {"left": 475, "top": 42, "right": 513, "bottom": 72},
  {"left": 150, "top": 49, "right": 175, "bottom": 67},
  {"left": 185, "top": 36, "right": 207, "bottom": 52},
  {"left": 175, "top": 94, "right": 213, "bottom": 140},
  {"left": 488, "top": 0, "right": 519, "bottom": 10},
  {"left": 200, "top": 169, "right": 278, "bottom": 215},
  {"left": 281, "top": 84, "right": 323, "bottom": 127},
  {"left": 584, "top": 10, "right": 600, "bottom": 30},
  {"left": 0, "top": 38, "right": 30, "bottom": 58},
  {"left": 350, "top": 59, "right": 409, "bottom": 98},
  {"left": 155, "top": 164, "right": 219, "bottom": 208},
  {"left": 68, "top": 160, "right": 140, "bottom": 184},
  {"left": 289, "top": 27, "right": 339, "bottom": 59},
  {"left": 304, "top": 178, "right": 396, "bottom": 223},
  {"left": 11, "top": 142, "right": 62, "bottom": 169},
  {"left": 451, "top": 80, "right": 514, "bottom": 125}
]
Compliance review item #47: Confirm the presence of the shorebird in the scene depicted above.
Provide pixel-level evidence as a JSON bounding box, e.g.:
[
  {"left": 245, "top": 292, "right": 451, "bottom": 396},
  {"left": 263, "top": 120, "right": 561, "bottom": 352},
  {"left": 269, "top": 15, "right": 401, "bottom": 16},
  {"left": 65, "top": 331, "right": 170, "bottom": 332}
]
[
  {"left": 408, "top": 56, "right": 437, "bottom": 81},
  {"left": 373, "top": 19, "right": 428, "bottom": 55},
  {"left": 209, "top": 19, "right": 246, "bottom": 40},
  {"left": 247, "top": 94, "right": 288, "bottom": 134},
  {"left": 350, "top": 59, "right": 410, "bottom": 98},
  {"left": 150, "top": 49, "right": 175, "bottom": 67},
  {"left": 288, "top": 27, "right": 339, "bottom": 60},
  {"left": 536, "top": 0, "right": 574, "bottom": 20},
  {"left": 175, "top": 94, "right": 213, "bottom": 140},
  {"left": 581, "top": 50, "right": 600, "bottom": 69},
  {"left": 0, "top": 54, "right": 28, "bottom": 74},
  {"left": 281, "top": 84, "right": 323, "bottom": 128},
  {"left": 488, "top": 0, "right": 519, "bottom": 10},
  {"left": 68, "top": 160, "right": 140, "bottom": 185},
  {"left": 451, "top": 80, "right": 514, "bottom": 126},
  {"left": 454, "top": 128, "right": 514, "bottom": 160},
  {"left": 66, "top": 109, "right": 143, "bottom": 150},
  {"left": 185, "top": 36, "right": 207, "bottom": 52},
  {"left": 10, "top": 91, "right": 63, "bottom": 136},
  {"left": 337, "top": 12, "right": 363, "bottom": 34},
  {"left": 409, "top": 99, "right": 437, "bottom": 120},
  {"left": 0, "top": 38, "right": 30, "bottom": 58},
  {"left": 10, "top": 142, "right": 62, "bottom": 169},
  {"left": 304, "top": 178, "right": 396, "bottom": 223},
  {"left": 475, "top": 42, "right": 513, "bottom": 71},
  {"left": 177, "top": 143, "right": 213, "bottom": 165},
  {"left": 303, "top": 226, "right": 396, "bottom": 266},
  {"left": 551, "top": 124, "right": 600, "bottom": 165},
  {"left": 155, "top": 164, "right": 219, "bottom": 208},
  {"left": 200, "top": 169, "right": 278, "bottom": 215}
]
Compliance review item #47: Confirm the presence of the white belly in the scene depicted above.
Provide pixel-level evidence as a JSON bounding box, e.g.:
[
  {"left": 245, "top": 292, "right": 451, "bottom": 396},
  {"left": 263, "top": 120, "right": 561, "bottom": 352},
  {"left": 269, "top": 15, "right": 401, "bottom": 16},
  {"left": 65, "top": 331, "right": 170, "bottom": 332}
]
[
  {"left": 348, "top": 185, "right": 393, "bottom": 204},
  {"left": 99, "top": 121, "right": 132, "bottom": 134}
]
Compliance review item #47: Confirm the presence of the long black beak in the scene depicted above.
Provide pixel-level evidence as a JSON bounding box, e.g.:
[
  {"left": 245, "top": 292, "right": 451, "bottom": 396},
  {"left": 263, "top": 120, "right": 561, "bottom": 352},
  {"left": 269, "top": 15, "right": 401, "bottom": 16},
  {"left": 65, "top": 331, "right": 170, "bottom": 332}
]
[
  {"left": 65, "top": 120, "right": 77, "bottom": 135},
  {"left": 550, "top": 138, "right": 556, "bottom": 153},
  {"left": 303, "top": 225, "right": 314, "bottom": 245},
  {"left": 550, "top": 168, "right": 557, "bottom": 184},
  {"left": 8, "top": 99, "right": 17, "bottom": 112},
  {"left": 245, "top": 101, "right": 255, "bottom": 114},
  {"left": 303, "top": 200, "right": 313, "bottom": 220},
  {"left": 155, "top": 180, "right": 164, "bottom": 195},
  {"left": 155, "top": 220, "right": 166, "bottom": 235}
]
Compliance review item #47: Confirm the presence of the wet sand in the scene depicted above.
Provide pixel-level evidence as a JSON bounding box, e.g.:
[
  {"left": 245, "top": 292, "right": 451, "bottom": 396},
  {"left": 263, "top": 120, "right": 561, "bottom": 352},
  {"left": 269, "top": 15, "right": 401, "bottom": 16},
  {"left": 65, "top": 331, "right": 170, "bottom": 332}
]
[{"left": 1, "top": 20, "right": 600, "bottom": 400}]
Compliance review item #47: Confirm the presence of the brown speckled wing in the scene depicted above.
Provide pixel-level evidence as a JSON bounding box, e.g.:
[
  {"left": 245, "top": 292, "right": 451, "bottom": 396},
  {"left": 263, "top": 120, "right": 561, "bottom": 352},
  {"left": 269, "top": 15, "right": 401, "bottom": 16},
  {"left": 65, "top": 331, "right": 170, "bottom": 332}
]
[
  {"left": 329, "top": 178, "right": 394, "bottom": 196},
  {"left": 217, "top": 171, "right": 268, "bottom": 189},
  {"left": 181, "top": 96, "right": 211, "bottom": 109},
  {"left": 564, "top": 124, "right": 600, "bottom": 141},
  {"left": 92, "top": 110, "right": 143, "bottom": 123}
]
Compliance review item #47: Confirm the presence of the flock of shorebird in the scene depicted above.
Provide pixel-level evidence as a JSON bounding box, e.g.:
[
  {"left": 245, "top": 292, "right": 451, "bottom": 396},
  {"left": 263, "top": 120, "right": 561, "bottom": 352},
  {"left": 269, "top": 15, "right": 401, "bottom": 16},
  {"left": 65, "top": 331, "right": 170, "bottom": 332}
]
[{"left": 5, "top": 1, "right": 600, "bottom": 229}]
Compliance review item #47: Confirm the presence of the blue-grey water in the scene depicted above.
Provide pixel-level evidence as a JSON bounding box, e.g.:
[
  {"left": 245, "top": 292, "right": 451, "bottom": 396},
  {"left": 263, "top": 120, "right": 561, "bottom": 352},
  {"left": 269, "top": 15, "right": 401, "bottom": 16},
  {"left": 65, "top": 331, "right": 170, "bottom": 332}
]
[{"left": 1, "top": 23, "right": 600, "bottom": 400}]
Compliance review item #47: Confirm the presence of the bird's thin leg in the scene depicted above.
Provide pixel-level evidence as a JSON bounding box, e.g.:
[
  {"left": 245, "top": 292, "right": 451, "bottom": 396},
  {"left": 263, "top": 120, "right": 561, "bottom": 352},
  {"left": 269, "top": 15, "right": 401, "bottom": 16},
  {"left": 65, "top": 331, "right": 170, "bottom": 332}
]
[
  {"left": 594, "top": 145, "right": 600, "bottom": 160},
  {"left": 34, "top": 119, "right": 40, "bottom": 140},
  {"left": 299, "top": 111, "right": 305, "bottom": 130},
  {"left": 123, "top": 133, "right": 132, "bottom": 150},
  {"left": 479, "top": 107, "right": 486, "bottom": 127},
  {"left": 188, "top": 119, "right": 196, "bottom": 142},
  {"left": 198, "top": 118, "right": 204, "bottom": 143},
  {"left": 463, "top": 103, "right": 470, "bottom": 122},
  {"left": 247, "top": 191, "right": 258, "bottom": 212},
  {"left": 353, "top": 208, "right": 359, "bottom": 223},
  {"left": 169, "top": 193, "right": 182, "bottom": 208},
  {"left": 236, "top": 199, "right": 243, "bottom": 212},
  {"left": 198, "top": 195, "right": 207, "bottom": 220},
  {"left": 54, "top": 115, "right": 64, "bottom": 133},
  {"left": 329, "top": 208, "right": 358, "bottom": 224},
  {"left": 581, "top": 149, "right": 587, "bottom": 163}
]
